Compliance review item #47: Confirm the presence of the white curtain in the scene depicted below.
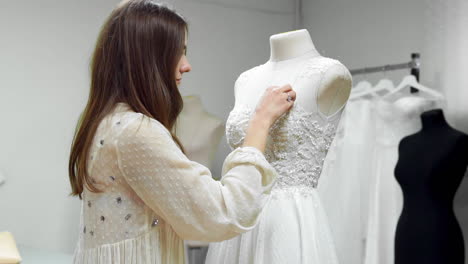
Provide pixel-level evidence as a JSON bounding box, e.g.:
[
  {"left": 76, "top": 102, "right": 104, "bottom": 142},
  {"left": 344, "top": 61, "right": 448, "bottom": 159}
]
[{"left": 423, "top": 1, "right": 468, "bottom": 262}]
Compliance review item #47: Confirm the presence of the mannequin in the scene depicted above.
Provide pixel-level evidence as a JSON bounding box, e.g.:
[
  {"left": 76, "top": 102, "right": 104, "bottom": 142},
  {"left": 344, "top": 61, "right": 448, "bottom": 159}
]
[
  {"left": 0, "top": 170, "right": 5, "bottom": 186},
  {"left": 174, "top": 95, "right": 224, "bottom": 170},
  {"left": 205, "top": 29, "right": 352, "bottom": 264},
  {"left": 0, "top": 232, "right": 21, "bottom": 263},
  {"left": 234, "top": 29, "right": 352, "bottom": 117},
  {"left": 394, "top": 108, "right": 468, "bottom": 264}
]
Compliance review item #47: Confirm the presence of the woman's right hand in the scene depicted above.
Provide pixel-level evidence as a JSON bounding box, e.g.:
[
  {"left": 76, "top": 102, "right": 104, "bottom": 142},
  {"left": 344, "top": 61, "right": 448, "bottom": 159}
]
[
  {"left": 253, "top": 84, "right": 296, "bottom": 126},
  {"left": 242, "top": 84, "right": 296, "bottom": 153}
]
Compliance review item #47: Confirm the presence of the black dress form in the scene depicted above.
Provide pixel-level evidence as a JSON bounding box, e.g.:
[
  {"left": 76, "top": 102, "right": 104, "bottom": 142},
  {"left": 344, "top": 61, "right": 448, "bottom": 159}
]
[{"left": 394, "top": 108, "right": 468, "bottom": 264}]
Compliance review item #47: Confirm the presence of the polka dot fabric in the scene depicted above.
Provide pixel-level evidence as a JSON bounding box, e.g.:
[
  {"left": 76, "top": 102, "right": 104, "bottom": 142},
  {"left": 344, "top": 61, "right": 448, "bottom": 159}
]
[{"left": 72, "top": 103, "right": 278, "bottom": 264}]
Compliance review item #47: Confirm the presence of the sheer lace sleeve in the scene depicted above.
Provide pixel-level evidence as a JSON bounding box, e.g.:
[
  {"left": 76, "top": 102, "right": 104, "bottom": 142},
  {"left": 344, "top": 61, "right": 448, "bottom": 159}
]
[{"left": 114, "top": 114, "right": 277, "bottom": 242}]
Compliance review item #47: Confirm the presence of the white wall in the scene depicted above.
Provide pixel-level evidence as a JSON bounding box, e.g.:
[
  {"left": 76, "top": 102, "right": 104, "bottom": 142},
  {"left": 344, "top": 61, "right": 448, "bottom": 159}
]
[
  {"left": 0, "top": 0, "right": 120, "bottom": 254},
  {"left": 423, "top": 2, "right": 468, "bottom": 263},
  {"left": 302, "top": 0, "right": 427, "bottom": 83},
  {"left": 0, "top": 0, "right": 295, "bottom": 254}
]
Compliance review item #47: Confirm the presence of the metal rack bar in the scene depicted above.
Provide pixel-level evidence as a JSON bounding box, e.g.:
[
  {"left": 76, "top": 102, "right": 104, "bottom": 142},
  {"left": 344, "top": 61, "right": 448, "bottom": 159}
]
[
  {"left": 350, "top": 53, "right": 420, "bottom": 76},
  {"left": 350, "top": 53, "right": 421, "bottom": 93},
  {"left": 350, "top": 62, "right": 413, "bottom": 76}
]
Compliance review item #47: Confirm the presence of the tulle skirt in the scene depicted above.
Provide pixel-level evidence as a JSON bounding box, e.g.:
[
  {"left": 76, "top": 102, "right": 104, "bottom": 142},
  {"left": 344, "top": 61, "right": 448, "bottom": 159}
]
[{"left": 205, "top": 187, "right": 339, "bottom": 264}]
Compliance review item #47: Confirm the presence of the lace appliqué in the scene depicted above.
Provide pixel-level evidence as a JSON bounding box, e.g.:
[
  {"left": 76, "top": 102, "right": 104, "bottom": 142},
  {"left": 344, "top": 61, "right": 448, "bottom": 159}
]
[
  {"left": 270, "top": 186, "right": 321, "bottom": 200},
  {"left": 226, "top": 104, "right": 340, "bottom": 190},
  {"left": 298, "top": 57, "right": 340, "bottom": 79},
  {"left": 228, "top": 56, "right": 344, "bottom": 191}
]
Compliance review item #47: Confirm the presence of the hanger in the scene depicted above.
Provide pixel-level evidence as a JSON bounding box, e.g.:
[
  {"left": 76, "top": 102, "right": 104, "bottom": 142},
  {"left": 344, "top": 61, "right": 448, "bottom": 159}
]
[
  {"left": 371, "top": 78, "right": 394, "bottom": 95},
  {"left": 350, "top": 81, "right": 372, "bottom": 100},
  {"left": 353, "top": 80, "right": 372, "bottom": 92},
  {"left": 350, "top": 67, "right": 396, "bottom": 99},
  {"left": 382, "top": 75, "right": 443, "bottom": 100},
  {"left": 350, "top": 78, "right": 395, "bottom": 100},
  {"left": 349, "top": 81, "right": 372, "bottom": 99}
]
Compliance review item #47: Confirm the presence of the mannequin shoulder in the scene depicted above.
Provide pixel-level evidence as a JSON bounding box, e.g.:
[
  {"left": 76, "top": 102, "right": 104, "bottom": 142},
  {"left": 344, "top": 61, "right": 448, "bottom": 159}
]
[
  {"left": 313, "top": 57, "right": 351, "bottom": 79},
  {"left": 299, "top": 57, "right": 351, "bottom": 82},
  {"left": 233, "top": 64, "right": 263, "bottom": 98},
  {"left": 311, "top": 58, "right": 352, "bottom": 113},
  {"left": 312, "top": 57, "right": 352, "bottom": 88},
  {"left": 208, "top": 114, "right": 224, "bottom": 127},
  {"left": 234, "top": 64, "right": 263, "bottom": 89}
]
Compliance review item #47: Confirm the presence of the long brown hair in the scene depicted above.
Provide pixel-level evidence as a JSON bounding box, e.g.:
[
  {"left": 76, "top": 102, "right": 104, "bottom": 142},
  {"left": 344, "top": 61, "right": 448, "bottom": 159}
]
[{"left": 69, "top": 0, "right": 187, "bottom": 198}]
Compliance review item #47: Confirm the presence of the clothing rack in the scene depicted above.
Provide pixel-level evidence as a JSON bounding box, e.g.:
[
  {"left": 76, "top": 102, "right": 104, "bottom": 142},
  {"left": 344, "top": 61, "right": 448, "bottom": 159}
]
[{"left": 350, "top": 53, "right": 420, "bottom": 93}]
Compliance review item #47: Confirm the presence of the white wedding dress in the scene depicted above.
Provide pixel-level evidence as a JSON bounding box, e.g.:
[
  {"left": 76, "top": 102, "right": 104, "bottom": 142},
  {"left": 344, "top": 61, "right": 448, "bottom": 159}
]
[
  {"left": 205, "top": 56, "right": 345, "bottom": 264},
  {"left": 318, "top": 94, "right": 378, "bottom": 264}
]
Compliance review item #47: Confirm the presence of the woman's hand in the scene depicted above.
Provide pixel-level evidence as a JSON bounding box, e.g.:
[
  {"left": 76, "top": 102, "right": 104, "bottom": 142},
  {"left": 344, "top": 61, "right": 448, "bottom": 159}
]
[
  {"left": 242, "top": 84, "right": 296, "bottom": 153},
  {"left": 253, "top": 84, "right": 296, "bottom": 127}
]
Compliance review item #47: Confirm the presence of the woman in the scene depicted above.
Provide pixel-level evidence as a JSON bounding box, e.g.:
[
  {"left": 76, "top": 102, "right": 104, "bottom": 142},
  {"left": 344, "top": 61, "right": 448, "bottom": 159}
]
[{"left": 68, "top": 0, "right": 296, "bottom": 263}]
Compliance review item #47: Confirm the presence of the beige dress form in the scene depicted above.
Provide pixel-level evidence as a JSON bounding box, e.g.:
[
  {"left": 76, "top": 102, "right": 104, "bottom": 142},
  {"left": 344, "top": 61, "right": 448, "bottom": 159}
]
[{"left": 175, "top": 95, "right": 224, "bottom": 170}]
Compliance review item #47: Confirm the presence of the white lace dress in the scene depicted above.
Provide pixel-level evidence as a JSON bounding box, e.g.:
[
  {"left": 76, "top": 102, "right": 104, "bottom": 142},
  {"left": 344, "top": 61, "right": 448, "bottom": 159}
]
[
  {"left": 318, "top": 94, "right": 378, "bottom": 264},
  {"left": 72, "top": 103, "right": 278, "bottom": 264},
  {"left": 206, "top": 57, "right": 345, "bottom": 264}
]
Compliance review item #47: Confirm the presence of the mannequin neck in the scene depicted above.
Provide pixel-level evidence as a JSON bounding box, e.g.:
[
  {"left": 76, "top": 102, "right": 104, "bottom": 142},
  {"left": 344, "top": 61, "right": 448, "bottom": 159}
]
[
  {"left": 269, "top": 29, "right": 320, "bottom": 62},
  {"left": 182, "top": 95, "right": 204, "bottom": 115},
  {"left": 421, "top": 108, "right": 448, "bottom": 129}
]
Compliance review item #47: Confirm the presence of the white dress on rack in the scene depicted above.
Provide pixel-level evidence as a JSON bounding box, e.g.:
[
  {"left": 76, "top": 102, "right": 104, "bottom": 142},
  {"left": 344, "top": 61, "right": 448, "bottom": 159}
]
[
  {"left": 318, "top": 93, "right": 378, "bottom": 264},
  {"left": 206, "top": 56, "right": 345, "bottom": 264},
  {"left": 364, "top": 94, "right": 445, "bottom": 264}
]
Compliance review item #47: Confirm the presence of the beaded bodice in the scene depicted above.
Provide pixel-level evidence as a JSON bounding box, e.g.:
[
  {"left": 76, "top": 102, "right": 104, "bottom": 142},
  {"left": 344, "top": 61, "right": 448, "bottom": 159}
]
[{"left": 226, "top": 56, "right": 346, "bottom": 190}]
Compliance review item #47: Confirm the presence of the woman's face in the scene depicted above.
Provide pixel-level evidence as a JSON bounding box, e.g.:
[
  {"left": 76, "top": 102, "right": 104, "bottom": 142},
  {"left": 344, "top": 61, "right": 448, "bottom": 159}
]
[{"left": 175, "top": 33, "right": 191, "bottom": 86}]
